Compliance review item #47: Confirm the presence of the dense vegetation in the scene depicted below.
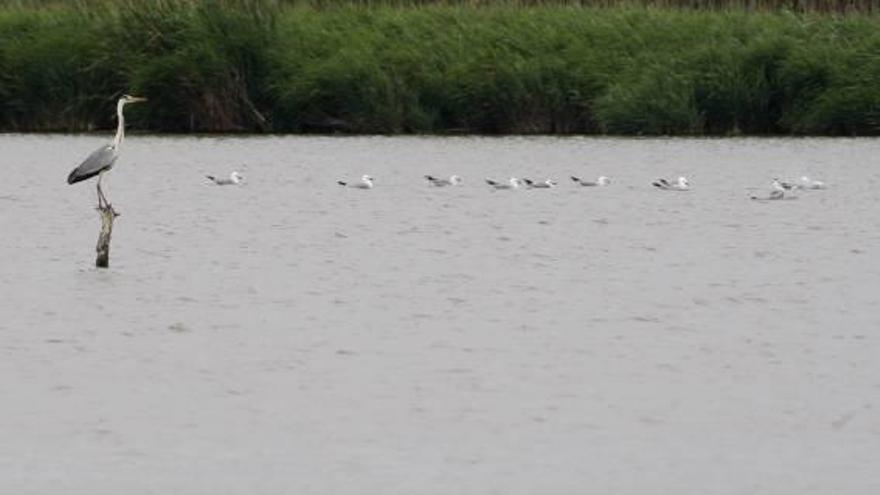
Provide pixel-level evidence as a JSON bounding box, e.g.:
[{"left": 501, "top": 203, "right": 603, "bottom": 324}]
[{"left": 1, "top": 0, "right": 879, "bottom": 135}]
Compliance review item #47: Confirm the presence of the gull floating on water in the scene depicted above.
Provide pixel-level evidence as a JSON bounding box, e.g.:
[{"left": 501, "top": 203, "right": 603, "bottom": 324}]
[
  {"left": 338, "top": 174, "right": 374, "bottom": 189},
  {"left": 206, "top": 171, "right": 243, "bottom": 185},
  {"left": 772, "top": 177, "right": 800, "bottom": 190},
  {"left": 424, "top": 175, "right": 462, "bottom": 187},
  {"left": 522, "top": 178, "right": 557, "bottom": 189},
  {"left": 771, "top": 178, "right": 791, "bottom": 193},
  {"left": 751, "top": 179, "right": 787, "bottom": 201},
  {"left": 799, "top": 176, "right": 826, "bottom": 189},
  {"left": 486, "top": 178, "right": 522, "bottom": 190},
  {"left": 653, "top": 176, "right": 690, "bottom": 190},
  {"left": 571, "top": 175, "right": 610, "bottom": 187}
]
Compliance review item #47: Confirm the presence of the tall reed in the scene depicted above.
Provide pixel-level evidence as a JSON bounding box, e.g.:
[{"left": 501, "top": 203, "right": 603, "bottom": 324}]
[{"left": 1, "top": 1, "right": 879, "bottom": 135}]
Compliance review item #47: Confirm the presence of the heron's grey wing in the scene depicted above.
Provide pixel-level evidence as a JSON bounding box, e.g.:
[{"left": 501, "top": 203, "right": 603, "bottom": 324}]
[{"left": 67, "top": 145, "right": 118, "bottom": 184}]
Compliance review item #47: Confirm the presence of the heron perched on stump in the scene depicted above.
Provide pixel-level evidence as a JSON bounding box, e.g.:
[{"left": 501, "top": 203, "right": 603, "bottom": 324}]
[{"left": 67, "top": 94, "right": 146, "bottom": 268}]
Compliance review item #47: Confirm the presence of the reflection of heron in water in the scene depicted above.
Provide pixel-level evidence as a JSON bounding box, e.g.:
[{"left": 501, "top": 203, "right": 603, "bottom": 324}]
[{"left": 66, "top": 94, "right": 147, "bottom": 208}]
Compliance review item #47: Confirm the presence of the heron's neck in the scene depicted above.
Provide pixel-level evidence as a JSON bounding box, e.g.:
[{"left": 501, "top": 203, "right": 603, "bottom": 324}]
[{"left": 113, "top": 102, "right": 126, "bottom": 149}]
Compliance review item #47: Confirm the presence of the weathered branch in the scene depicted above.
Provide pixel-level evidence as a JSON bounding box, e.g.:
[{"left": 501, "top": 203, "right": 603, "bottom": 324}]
[{"left": 95, "top": 204, "right": 119, "bottom": 268}]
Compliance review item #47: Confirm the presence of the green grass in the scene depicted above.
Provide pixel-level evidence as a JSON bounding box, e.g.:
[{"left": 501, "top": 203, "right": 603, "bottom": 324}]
[{"left": 1, "top": 1, "right": 880, "bottom": 135}]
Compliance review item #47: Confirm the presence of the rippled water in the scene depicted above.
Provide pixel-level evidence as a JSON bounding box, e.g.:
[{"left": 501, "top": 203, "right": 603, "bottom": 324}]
[{"left": 2, "top": 135, "right": 879, "bottom": 494}]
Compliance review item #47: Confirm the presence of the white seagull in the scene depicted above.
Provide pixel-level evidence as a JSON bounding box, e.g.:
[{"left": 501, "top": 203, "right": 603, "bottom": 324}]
[
  {"left": 522, "top": 178, "right": 557, "bottom": 189},
  {"left": 571, "top": 175, "right": 610, "bottom": 187},
  {"left": 338, "top": 174, "right": 374, "bottom": 189},
  {"left": 485, "top": 178, "right": 522, "bottom": 190},
  {"left": 752, "top": 179, "right": 786, "bottom": 201},
  {"left": 206, "top": 171, "right": 243, "bottom": 185},
  {"left": 771, "top": 178, "right": 790, "bottom": 193},
  {"left": 799, "top": 176, "right": 826, "bottom": 189},
  {"left": 772, "top": 177, "right": 799, "bottom": 190},
  {"left": 653, "top": 176, "right": 690, "bottom": 191},
  {"left": 424, "top": 175, "right": 462, "bottom": 187}
]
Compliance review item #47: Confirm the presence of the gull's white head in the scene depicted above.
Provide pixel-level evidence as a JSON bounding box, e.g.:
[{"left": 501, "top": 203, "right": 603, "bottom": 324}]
[
  {"left": 450, "top": 175, "right": 463, "bottom": 185},
  {"left": 597, "top": 176, "right": 610, "bottom": 186},
  {"left": 546, "top": 180, "right": 557, "bottom": 187},
  {"left": 678, "top": 177, "right": 689, "bottom": 187},
  {"left": 361, "top": 174, "right": 373, "bottom": 183},
  {"left": 230, "top": 171, "right": 243, "bottom": 184},
  {"left": 509, "top": 177, "right": 521, "bottom": 188}
]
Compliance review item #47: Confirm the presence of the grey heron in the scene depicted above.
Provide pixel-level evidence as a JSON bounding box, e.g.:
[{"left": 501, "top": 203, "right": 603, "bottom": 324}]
[
  {"left": 652, "top": 176, "right": 690, "bottom": 190},
  {"left": 571, "top": 175, "right": 610, "bottom": 187},
  {"left": 424, "top": 175, "right": 462, "bottom": 187},
  {"left": 206, "top": 171, "right": 244, "bottom": 185},
  {"left": 66, "top": 94, "right": 147, "bottom": 207},
  {"left": 485, "top": 178, "right": 522, "bottom": 190},
  {"left": 337, "top": 175, "right": 374, "bottom": 189}
]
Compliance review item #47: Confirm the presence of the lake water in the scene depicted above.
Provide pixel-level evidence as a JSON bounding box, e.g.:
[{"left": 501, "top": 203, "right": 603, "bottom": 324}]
[{"left": 1, "top": 135, "right": 878, "bottom": 494}]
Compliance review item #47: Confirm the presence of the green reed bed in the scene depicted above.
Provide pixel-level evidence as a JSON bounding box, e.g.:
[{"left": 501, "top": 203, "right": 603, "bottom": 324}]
[{"left": 1, "top": 1, "right": 879, "bottom": 134}]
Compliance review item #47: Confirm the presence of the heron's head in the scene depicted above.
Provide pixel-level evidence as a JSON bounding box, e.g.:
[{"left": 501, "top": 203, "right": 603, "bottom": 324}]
[
  {"left": 598, "top": 176, "right": 610, "bottom": 185},
  {"left": 120, "top": 94, "right": 147, "bottom": 105}
]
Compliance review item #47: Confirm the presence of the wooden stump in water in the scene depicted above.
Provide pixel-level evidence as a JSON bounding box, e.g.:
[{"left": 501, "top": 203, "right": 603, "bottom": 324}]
[{"left": 95, "top": 204, "right": 119, "bottom": 268}]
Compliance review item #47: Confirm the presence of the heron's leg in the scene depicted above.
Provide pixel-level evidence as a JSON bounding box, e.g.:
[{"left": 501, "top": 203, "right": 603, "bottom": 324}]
[{"left": 96, "top": 171, "right": 107, "bottom": 209}]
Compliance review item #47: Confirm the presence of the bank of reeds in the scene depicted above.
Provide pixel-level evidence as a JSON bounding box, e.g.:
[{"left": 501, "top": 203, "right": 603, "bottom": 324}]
[{"left": 1, "top": 1, "right": 879, "bottom": 135}]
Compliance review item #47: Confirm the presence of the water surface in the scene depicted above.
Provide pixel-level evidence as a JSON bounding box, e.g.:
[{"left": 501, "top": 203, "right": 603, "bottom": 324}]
[{"left": 1, "top": 135, "right": 878, "bottom": 494}]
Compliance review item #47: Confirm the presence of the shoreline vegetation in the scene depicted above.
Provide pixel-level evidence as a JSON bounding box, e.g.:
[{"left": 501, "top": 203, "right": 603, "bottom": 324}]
[{"left": 1, "top": 1, "right": 879, "bottom": 135}]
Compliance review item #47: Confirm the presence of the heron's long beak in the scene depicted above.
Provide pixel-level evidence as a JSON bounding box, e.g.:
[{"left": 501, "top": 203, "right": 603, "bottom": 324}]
[{"left": 130, "top": 96, "right": 147, "bottom": 103}]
